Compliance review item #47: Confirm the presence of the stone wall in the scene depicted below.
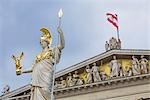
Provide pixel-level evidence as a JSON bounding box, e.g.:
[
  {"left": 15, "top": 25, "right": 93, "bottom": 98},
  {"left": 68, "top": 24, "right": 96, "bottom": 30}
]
[{"left": 57, "top": 83, "right": 150, "bottom": 100}]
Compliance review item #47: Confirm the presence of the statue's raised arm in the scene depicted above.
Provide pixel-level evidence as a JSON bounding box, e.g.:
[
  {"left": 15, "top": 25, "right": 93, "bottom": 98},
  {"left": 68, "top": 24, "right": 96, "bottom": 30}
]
[{"left": 57, "top": 27, "right": 65, "bottom": 50}]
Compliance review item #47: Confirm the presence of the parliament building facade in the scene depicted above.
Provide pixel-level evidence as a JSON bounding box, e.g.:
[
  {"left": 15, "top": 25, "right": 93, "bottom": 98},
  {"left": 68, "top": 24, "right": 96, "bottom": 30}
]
[{"left": 0, "top": 46, "right": 150, "bottom": 100}]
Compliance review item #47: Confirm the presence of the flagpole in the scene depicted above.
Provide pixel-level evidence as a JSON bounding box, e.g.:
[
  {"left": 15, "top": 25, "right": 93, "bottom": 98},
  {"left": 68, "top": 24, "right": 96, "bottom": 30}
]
[
  {"left": 117, "top": 28, "right": 120, "bottom": 40},
  {"left": 116, "top": 14, "right": 121, "bottom": 49},
  {"left": 116, "top": 14, "right": 120, "bottom": 40}
]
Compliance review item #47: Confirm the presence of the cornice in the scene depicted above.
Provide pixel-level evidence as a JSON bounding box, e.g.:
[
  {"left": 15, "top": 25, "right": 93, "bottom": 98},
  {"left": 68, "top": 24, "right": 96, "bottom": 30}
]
[
  {"left": 54, "top": 73, "right": 150, "bottom": 98},
  {"left": 0, "top": 84, "right": 31, "bottom": 99}
]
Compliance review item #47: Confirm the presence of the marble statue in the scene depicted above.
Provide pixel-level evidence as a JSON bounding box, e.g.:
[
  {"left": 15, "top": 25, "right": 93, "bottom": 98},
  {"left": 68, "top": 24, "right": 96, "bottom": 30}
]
[
  {"left": 139, "top": 55, "right": 148, "bottom": 74},
  {"left": 92, "top": 63, "right": 101, "bottom": 82},
  {"left": 59, "top": 77, "right": 67, "bottom": 88},
  {"left": 131, "top": 56, "right": 140, "bottom": 75},
  {"left": 100, "top": 70, "right": 108, "bottom": 80},
  {"left": 12, "top": 27, "right": 65, "bottom": 100},
  {"left": 72, "top": 71, "right": 83, "bottom": 85},
  {"left": 106, "top": 37, "right": 121, "bottom": 50},
  {"left": 109, "top": 37, "right": 118, "bottom": 50},
  {"left": 123, "top": 66, "right": 132, "bottom": 77},
  {"left": 66, "top": 73, "right": 74, "bottom": 87},
  {"left": 54, "top": 81, "right": 60, "bottom": 89},
  {"left": 2, "top": 85, "right": 10, "bottom": 94},
  {"left": 54, "top": 77, "right": 67, "bottom": 89},
  {"left": 119, "top": 67, "right": 124, "bottom": 77},
  {"left": 117, "top": 38, "right": 121, "bottom": 49},
  {"left": 105, "top": 41, "right": 109, "bottom": 51},
  {"left": 127, "top": 67, "right": 133, "bottom": 77},
  {"left": 109, "top": 38, "right": 113, "bottom": 50},
  {"left": 109, "top": 56, "right": 120, "bottom": 77},
  {"left": 85, "top": 65, "right": 93, "bottom": 84}
]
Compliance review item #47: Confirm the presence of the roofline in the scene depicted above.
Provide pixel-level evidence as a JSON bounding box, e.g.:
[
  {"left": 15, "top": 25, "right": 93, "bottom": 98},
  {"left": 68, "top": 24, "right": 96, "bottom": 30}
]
[
  {"left": 1, "top": 49, "right": 150, "bottom": 98},
  {"left": 0, "top": 84, "right": 31, "bottom": 99},
  {"left": 55, "top": 49, "right": 150, "bottom": 78}
]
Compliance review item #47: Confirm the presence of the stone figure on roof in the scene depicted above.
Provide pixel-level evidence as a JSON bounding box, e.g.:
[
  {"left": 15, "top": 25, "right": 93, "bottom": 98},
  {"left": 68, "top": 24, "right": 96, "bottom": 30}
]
[
  {"left": 117, "top": 38, "right": 121, "bottom": 49},
  {"left": 105, "top": 41, "right": 109, "bottom": 51},
  {"left": 2, "top": 85, "right": 10, "bottom": 94},
  {"left": 109, "top": 37, "right": 118, "bottom": 50},
  {"left": 105, "top": 37, "right": 122, "bottom": 51}
]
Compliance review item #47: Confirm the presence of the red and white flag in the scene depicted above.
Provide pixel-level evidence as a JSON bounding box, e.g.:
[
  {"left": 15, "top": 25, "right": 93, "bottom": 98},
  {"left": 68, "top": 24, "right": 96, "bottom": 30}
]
[{"left": 106, "top": 13, "right": 118, "bottom": 30}]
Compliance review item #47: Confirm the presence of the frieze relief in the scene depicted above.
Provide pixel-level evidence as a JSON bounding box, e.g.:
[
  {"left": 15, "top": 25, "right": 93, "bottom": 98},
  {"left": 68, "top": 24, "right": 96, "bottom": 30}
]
[{"left": 54, "top": 55, "right": 150, "bottom": 89}]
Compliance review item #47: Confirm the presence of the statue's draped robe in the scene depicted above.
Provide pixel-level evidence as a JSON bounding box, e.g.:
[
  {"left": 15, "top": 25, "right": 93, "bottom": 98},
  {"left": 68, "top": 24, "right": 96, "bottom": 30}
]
[
  {"left": 132, "top": 58, "right": 140, "bottom": 75},
  {"left": 110, "top": 60, "right": 119, "bottom": 77},
  {"left": 31, "top": 47, "right": 61, "bottom": 100}
]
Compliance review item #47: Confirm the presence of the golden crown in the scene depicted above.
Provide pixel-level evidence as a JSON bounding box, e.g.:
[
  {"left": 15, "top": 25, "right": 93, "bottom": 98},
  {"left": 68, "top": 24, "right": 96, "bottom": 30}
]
[{"left": 40, "top": 27, "right": 52, "bottom": 45}]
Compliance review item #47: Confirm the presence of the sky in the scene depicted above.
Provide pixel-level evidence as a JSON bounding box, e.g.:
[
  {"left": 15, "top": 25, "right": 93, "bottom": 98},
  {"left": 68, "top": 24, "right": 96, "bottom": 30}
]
[{"left": 0, "top": 0, "right": 150, "bottom": 95}]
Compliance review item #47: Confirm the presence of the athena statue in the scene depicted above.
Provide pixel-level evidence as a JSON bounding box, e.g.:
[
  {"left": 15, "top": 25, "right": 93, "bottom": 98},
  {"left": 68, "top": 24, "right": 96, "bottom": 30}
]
[{"left": 12, "top": 27, "right": 65, "bottom": 100}]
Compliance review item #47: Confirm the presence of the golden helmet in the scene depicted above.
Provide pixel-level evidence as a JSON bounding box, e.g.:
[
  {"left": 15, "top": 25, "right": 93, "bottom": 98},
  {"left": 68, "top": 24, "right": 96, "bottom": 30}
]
[{"left": 40, "top": 27, "right": 52, "bottom": 45}]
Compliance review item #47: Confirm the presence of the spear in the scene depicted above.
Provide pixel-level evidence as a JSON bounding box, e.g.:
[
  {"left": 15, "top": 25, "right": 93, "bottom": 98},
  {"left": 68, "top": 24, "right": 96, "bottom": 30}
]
[
  {"left": 51, "top": 8, "right": 64, "bottom": 100},
  {"left": 58, "top": 8, "right": 64, "bottom": 27}
]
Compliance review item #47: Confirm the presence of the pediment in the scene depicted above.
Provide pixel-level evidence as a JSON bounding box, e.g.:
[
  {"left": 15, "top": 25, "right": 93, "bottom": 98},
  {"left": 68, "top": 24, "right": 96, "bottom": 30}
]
[
  {"left": 54, "top": 49, "right": 150, "bottom": 98},
  {"left": 55, "top": 49, "right": 150, "bottom": 80},
  {"left": 56, "top": 49, "right": 150, "bottom": 78}
]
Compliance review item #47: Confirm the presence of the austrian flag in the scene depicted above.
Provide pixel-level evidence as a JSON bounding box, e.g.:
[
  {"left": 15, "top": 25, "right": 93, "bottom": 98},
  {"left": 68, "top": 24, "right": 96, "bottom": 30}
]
[{"left": 106, "top": 13, "right": 118, "bottom": 30}]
